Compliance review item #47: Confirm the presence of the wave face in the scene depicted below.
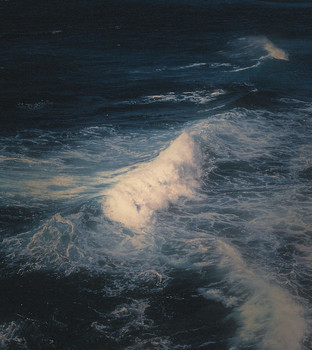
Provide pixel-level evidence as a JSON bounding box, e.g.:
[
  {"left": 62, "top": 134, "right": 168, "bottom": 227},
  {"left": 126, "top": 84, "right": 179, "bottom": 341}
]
[
  {"left": 1, "top": 0, "right": 312, "bottom": 349},
  {"left": 103, "top": 132, "right": 201, "bottom": 229}
]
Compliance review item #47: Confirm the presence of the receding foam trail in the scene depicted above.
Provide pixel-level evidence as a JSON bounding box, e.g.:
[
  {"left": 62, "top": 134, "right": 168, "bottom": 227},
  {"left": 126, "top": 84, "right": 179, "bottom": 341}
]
[
  {"left": 217, "top": 241, "right": 306, "bottom": 350},
  {"left": 231, "top": 61, "right": 261, "bottom": 72},
  {"left": 103, "top": 132, "right": 201, "bottom": 230}
]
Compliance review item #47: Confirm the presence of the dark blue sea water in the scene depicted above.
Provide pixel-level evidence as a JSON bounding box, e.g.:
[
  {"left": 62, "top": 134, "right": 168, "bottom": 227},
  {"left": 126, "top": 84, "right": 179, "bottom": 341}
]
[{"left": 1, "top": 1, "right": 312, "bottom": 349}]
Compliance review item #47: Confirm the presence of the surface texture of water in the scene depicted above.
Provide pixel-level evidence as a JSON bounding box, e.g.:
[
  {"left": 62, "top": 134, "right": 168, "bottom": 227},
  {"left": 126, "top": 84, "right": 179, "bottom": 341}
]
[{"left": 1, "top": 1, "right": 312, "bottom": 349}]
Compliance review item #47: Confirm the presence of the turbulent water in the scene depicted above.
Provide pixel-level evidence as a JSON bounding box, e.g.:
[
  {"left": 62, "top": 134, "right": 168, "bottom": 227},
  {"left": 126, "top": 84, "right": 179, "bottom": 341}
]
[{"left": 1, "top": 0, "right": 312, "bottom": 349}]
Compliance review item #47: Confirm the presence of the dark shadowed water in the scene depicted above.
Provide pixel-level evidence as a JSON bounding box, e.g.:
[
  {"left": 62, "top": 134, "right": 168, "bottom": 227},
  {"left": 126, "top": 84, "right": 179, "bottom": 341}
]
[{"left": 1, "top": 1, "right": 312, "bottom": 349}]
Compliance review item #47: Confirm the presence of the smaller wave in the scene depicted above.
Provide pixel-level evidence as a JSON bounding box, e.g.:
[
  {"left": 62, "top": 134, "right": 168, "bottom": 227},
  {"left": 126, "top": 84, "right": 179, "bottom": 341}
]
[
  {"left": 216, "top": 241, "right": 307, "bottom": 350},
  {"left": 144, "top": 89, "right": 226, "bottom": 105},
  {"left": 256, "top": 37, "right": 289, "bottom": 60},
  {"left": 230, "top": 61, "right": 261, "bottom": 72},
  {"left": 238, "top": 36, "right": 289, "bottom": 61},
  {"left": 155, "top": 62, "right": 207, "bottom": 72},
  {"left": 210, "top": 62, "right": 233, "bottom": 69},
  {"left": 103, "top": 132, "right": 202, "bottom": 230},
  {"left": 174, "top": 62, "right": 208, "bottom": 70},
  {"left": 226, "top": 36, "right": 289, "bottom": 73}
]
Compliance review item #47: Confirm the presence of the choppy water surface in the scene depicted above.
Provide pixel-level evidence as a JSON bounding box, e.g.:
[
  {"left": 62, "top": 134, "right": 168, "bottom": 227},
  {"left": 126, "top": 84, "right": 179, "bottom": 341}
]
[{"left": 1, "top": 1, "right": 312, "bottom": 349}]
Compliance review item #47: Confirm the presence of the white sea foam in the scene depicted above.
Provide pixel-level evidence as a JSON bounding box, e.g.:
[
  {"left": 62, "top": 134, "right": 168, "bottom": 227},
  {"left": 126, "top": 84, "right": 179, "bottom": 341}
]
[
  {"left": 227, "top": 36, "right": 289, "bottom": 73},
  {"left": 174, "top": 62, "right": 208, "bottom": 70},
  {"left": 155, "top": 62, "right": 207, "bottom": 72},
  {"left": 2, "top": 213, "right": 82, "bottom": 273},
  {"left": 21, "top": 175, "right": 88, "bottom": 199},
  {"left": 230, "top": 61, "right": 261, "bottom": 72},
  {"left": 199, "top": 287, "right": 238, "bottom": 308},
  {"left": 216, "top": 241, "right": 307, "bottom": 350},
  {"left": 144, "top": 89, "right": 226, "bottom": 105},
  {"left": 210, "top": 62, "right": 233, "bottom": 68},
  {"left": 258, "top": 37, "right": 289, "bottom": 60},
  {"left": 103, "top": 132, "right": 201, "bottom": 230},
  {"left": 241, "top": 36, "right": 289, "bottom": 61}
]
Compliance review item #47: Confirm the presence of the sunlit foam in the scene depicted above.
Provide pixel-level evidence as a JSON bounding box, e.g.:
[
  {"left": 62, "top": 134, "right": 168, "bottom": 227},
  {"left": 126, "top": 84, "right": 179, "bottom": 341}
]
[
  {"left": 229, "top": 36, "right": 289, "bottom": 72},
  {"left": 216, "top": 241, "right": 307, "bottom": 350},
  {"left": 245, "top": 36, "right": 289, "bottom": 61},
  {"left": 103, "top": 132, "right": 201, "bottom": 230},
  {"left": 256, "top": 37, "right": 289, "bottom": 61},
  {"left": 144, "top": 89, "right": 226, "bottom": 105}
]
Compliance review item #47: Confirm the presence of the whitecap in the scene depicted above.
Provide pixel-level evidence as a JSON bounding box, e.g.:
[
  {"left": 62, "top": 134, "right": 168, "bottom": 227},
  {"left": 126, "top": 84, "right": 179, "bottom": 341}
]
[
  {"left": 103, "top": 132, "right": 202, "bottom": 230},
  {"left": 217, "top": 241, "right": 307, "bottom": 350},
  {"left": 144, "top": 89, "right": 226, "bottom": 105},
  {"left": 234, "top": 36, "right": 289, "bottom": 61}
]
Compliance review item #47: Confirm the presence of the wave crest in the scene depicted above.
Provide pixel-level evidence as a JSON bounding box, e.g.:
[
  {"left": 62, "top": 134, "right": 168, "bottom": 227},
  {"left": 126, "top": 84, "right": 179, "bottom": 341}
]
[{"left": 103, "top": 132, "right": 201, "bottom": 230}]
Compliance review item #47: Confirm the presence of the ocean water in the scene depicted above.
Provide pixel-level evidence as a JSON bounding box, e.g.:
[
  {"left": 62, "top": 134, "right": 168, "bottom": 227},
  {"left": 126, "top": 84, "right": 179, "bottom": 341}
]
[{"left": 1, "top": 0, "right": 312, "bottom": 349}]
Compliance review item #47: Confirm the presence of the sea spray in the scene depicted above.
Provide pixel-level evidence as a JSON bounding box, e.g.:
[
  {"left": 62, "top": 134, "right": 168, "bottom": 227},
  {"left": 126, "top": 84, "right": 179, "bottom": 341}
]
[
  {"left": 228, "top": 36, "right": 289, "bottom": 72},
  {"left": 216, "top": 241, "right": 306, "bottom": 350},
  {"left": 103, "top": 132, "right": 202, "bottom": 230},
  {"left": 254, "top": 36, "right": 289, "bottom": 61}
]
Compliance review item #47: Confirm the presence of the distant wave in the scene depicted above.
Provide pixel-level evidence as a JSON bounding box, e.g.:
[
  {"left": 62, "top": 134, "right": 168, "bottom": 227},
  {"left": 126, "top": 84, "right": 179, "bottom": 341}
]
[
  {"left": 227, "top": 36, "right": 289, "bottom": 73},
  {"left": 144, "top": 89, "right": 226, "bottom": 104},
  {"left": 174, "top": 62, "right": 208, "bottom": 70},
  {"left": 230, "top": 61, "right": 261, "bottom": 72},
  {"left": 238, "top": 36, "right": 288, "bottom": 61},
  {"left": 154, "top": 62, "right": 207, "bottom": 73},
  {"left": 254, "top": 36, "right": 289, "bottom": 60}
]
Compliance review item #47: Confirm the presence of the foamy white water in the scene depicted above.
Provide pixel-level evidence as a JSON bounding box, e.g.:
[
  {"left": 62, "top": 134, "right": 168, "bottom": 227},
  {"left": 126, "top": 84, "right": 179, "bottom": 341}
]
[
  {"left": 257, "top": 37, "right": 289, "bottom": 60},
  {"left": 227, "top": 36, "right": 289, "bottom": 73},
  {"left": 216, "top": 241, "right": 307, "bottom": 350},
  {"left": 103, "top": 132, "right": 201, "bottom": 230}
]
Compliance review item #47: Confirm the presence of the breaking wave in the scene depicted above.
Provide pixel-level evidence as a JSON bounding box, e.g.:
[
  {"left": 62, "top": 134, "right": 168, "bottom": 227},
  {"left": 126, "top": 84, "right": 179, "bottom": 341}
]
[
  {"left": 227, "top": 36, "right": 289, "bottom": 72},
  {"left": 103, "top": 132, "right": 202, "bottom": 230},
  {"left": 216, "top": 241, "right": 307, "bottom": 350}
]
